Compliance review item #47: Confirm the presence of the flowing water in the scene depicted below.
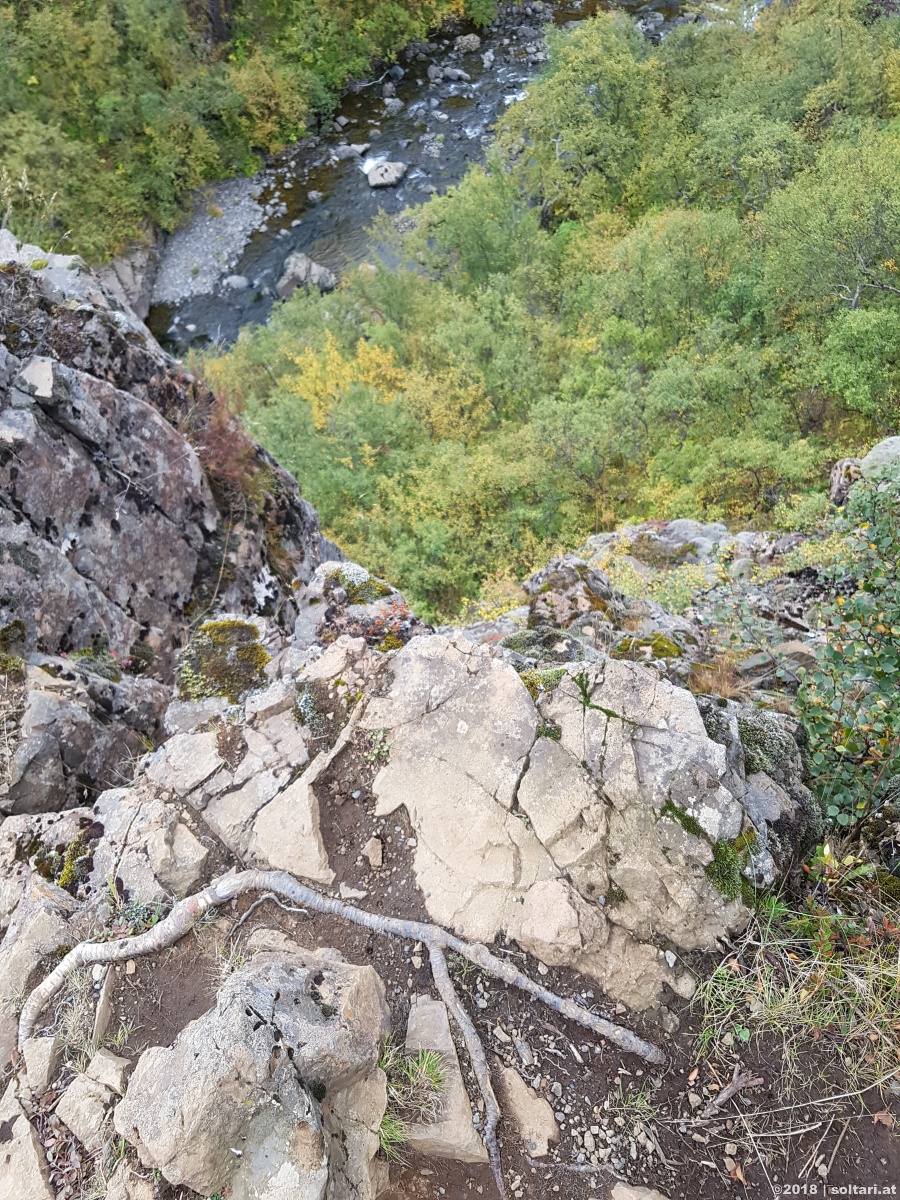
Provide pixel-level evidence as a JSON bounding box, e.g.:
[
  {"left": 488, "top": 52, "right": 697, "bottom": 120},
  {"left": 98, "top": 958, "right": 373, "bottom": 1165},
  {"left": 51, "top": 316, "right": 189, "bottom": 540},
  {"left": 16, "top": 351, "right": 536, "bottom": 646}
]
[{"left": 147, "top": 0, "right": 681, "bottom": 353}]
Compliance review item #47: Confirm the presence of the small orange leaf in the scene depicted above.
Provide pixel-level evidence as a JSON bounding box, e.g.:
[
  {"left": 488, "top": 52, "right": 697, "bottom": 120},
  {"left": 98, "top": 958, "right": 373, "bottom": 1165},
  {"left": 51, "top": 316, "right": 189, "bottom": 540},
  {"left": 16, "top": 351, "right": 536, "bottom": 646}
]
[
  {"left": 730, "top": 1161, "right": 747, "bottom": 1183},
  {"left": 873, "top": 1110, "right": 894, "bottom": 1129}
]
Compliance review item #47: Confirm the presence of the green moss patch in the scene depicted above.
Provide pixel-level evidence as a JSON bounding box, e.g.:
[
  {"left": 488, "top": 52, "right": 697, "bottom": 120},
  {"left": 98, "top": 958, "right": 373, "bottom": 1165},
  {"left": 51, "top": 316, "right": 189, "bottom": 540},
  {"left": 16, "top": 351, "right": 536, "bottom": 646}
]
[
  {"left": 706, "top": 841, "right": 742, "bottom": 901},
  {"left": 661, "top": 800, "right": 705, "bottom": 838},
  {"left": 0, "top": 652, "right": 25, "bottom": 679},
  {"left": 613, "top": 634, "right": 682, "bottom": 660},
  {"left": 178, "top": 619, "right": 271, "bottom": 703},
  {"left": 519, "top": 667, "right": 565, "bottom": 701}
]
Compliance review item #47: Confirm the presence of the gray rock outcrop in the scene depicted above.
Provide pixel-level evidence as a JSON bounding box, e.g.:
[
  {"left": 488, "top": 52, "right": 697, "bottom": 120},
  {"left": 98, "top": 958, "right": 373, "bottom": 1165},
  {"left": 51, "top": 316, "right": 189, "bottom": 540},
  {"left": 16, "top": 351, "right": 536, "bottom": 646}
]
[
  {"left": 1, "top": 234, "right": 338, "bottom": 814},
  {"left": 0, "top": 1081, "right": 54, "bottom": 1200},
  {"left": 860, "top": 435, "right": 900, "bottom": 479}
]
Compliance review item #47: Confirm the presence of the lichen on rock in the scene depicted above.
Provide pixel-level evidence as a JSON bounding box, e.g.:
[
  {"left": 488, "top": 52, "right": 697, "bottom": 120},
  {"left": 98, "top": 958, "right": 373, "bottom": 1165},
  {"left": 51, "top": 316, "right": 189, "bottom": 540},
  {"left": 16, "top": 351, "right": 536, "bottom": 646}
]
[{"left": 736, "top": 709, "right": 796, "bottom": 775}]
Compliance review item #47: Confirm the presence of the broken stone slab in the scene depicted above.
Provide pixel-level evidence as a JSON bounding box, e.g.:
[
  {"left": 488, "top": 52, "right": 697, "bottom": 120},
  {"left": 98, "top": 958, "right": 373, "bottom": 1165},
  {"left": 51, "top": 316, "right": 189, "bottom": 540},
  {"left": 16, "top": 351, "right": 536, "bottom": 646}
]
[
  {"left": 203, "top": 769, "right": 283, "bottom": 857},
  {"left": 89, "top": 787, "right": 208, "bottom": 902},
  {"left": 55, "top": 1072, "right": 115, "bottom": 1150},
  {"left": 363, "top": 836, "right": 383, "bottom": 869},
  {"left": 146, "top": 731, "right": 223, "bottom": 796},
  {"left": 104, "top": 1160, "right": 156, "bottom": 1200},
  {"left": 244, "top": 679, "right": 295, "bottom": 723},
  {"left": 0, "top": 1081, "right": 55, "bottom": 1200},
  {"left": 91, "top": 963, "right": 115, "bottom": 1048},
  {"left": 21, "top": 1034, "right": 62, "bottom": 1095},
  {"left": 146, "top": 815, "right": 209, "bottom": 895},
  {"left": 325, "top": 1068, "right": 389, "bottom": 1200},
  {"left": 86, "top": 1047, "right": 132, "bottom": 1094},
  {"left": 163, "top": 696, "right": 229, "bottom": 737},
  {"left": 403, "top": 994, "right": 488, "bottom": 1163},
  {"left": 246, "top": 768, "right": 334, "bottom": 884},
  {"left": 497, "top": 1067, "right": 559, "bottom": 1158},
  {"left": 612, "top": 1185, "right": 672, "bottom": 1200},
  {"left": 115, "top": 943, "right": 389, "bottom": 1197},
  {"left": 367, "top": 162, "right": 408, "bottom": 187},
  {"left": 245, "top": 706, "right": 364, "bottom": 885}
]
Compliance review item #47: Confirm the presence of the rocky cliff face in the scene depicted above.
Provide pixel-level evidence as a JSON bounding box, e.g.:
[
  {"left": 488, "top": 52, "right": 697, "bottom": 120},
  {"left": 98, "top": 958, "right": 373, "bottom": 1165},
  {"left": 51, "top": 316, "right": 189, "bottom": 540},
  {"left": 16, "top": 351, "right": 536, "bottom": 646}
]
[
  {"left": 0, "top": 240, "right": 846, "bottom": 1200},
  {"left": 1, "top": 235, "right": 339, "bottom": 814}
]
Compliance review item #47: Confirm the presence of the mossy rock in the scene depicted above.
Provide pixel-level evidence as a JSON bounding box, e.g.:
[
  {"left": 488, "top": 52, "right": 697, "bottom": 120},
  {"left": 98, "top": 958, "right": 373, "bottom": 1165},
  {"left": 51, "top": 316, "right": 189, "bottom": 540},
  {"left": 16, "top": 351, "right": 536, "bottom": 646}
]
[
  {"left": 625, "top": 535, "right": 691, "bottom": 570},
  {"left": 518, "top": 667, "right": 566, "bottom": 701},
  {"left": 72, "top": 644, "right": 122, "bottom": 682},
  {"left": 32, "top": 829, "right": 96, "bottom": 894},
  {"left": 706, "top": 840, "right": 742, "bottom": 900},
  {"left": 660, "top": 799, "right": 704, "bottom": 838},
  {"left": 736, "top": 709, "right": 796, "bottom": 775},
  {"left": 876, "top": 867, "right": 900, "bottom": 905},
  {"left": 178, "top": 619, "right": 271, "bottom": 703},
  {"left": 613, "top": 633, "right": 682, "bottom": 660},
  {"left": 0, "top": 619, "right": 26, "bottom": 653},
  {"left": 536, "top": 720, "right": 561, "bottom": 740},
  {"left": 326, "top": 565, "right": 393, "bottom": 606},
  {"left": 376, "top": 631, "right": 405, "bottom": 653},
  {"left": 0, "top": 652, "right": 25, "bottom": 679},
  {"left": 501, "top": 630, "right": 542, "bottom": 656},
  {"left": 501, "top": 625, "right": 597, "bottom": 664}
]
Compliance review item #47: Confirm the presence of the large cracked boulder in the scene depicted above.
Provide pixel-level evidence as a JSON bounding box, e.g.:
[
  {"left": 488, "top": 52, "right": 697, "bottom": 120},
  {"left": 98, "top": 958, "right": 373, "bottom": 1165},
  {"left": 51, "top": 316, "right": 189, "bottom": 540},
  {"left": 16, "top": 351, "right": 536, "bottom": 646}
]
[
  {"left": 358, "top": 634, "right": 718, "bottom": 1008},
  {"left": 113, "top": 936, "right": 391, "bottom": 1200}
]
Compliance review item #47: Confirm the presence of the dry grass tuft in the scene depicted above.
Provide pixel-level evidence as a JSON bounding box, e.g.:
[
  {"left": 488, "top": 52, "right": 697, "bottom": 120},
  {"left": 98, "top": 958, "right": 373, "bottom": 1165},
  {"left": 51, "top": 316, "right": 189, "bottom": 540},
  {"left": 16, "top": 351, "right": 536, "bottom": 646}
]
[
  {"left": 695, "top": 888, "right": 900, "bottom": 1098},
  {"left": 687, "top": 653, "right": 758, "bottom": 701}
]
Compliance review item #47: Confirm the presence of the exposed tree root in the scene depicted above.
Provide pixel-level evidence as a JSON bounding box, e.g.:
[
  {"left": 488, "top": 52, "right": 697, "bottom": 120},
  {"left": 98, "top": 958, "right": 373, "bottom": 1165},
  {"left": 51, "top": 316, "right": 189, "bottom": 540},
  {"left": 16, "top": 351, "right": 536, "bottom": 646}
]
[{"left": 18, "top": 869, "right": 666, "bottom": 1197}]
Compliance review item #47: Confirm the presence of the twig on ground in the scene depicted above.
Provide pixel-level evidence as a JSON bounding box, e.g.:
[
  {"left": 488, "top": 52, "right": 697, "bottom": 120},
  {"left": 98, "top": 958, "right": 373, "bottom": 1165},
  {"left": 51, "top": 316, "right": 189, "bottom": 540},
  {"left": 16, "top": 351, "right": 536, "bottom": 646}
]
[
  {"left": 731, "top": 1068, "right": 900, "bottom": 1120},
  {"left": 800, "top": 1117, "right": 834, "bottom": 1179},
  {"left": 738, "top": 1110, "right": 775, "bottom": 1194},
  {"left": 824, "top": 1118, "right": 851, "bottom": 1179},
  {"left": 700, "top": 1062, "right": 765, "bottom": 1119}
]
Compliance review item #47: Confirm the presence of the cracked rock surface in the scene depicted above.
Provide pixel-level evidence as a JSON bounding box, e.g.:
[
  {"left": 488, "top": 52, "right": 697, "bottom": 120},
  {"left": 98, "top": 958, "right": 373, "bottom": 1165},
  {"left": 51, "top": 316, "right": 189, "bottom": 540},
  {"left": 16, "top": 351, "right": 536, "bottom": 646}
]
[{"left": 113, "top": 933, "right": 390, "bottom": 1199}]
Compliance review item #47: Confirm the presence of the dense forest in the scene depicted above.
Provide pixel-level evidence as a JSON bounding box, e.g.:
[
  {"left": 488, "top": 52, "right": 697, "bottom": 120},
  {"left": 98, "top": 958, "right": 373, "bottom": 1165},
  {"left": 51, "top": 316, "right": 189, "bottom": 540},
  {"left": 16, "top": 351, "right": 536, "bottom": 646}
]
[
  {"left": 199, "top": 0, "right": 900, "bottom": 618},
  {"left": 0, "top": 0, "right": 490, "bottom": 257}
]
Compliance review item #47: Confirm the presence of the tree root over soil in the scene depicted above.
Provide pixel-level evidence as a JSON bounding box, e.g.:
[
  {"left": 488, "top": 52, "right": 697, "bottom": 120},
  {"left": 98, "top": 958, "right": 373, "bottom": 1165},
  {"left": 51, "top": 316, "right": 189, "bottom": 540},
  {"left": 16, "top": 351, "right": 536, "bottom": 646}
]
[{"left": 18, "top": 869, "right": 665, "bottom": 1198}]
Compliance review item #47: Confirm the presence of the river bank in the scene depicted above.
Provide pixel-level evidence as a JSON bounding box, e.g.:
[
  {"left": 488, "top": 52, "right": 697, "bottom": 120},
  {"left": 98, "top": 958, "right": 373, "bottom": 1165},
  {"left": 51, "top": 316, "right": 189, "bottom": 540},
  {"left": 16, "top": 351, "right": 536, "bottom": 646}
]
[{"left": 144, "top": 0, "right": 680, "bottom": 353}]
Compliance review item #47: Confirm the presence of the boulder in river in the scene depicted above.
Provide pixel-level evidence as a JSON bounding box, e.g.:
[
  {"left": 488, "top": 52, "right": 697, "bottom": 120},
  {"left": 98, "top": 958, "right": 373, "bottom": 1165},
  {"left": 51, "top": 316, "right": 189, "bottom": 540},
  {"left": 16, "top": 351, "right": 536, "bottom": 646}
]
[
  {"left": 455, "top": 33, "right": 482, "bottom": 52},
  {"left": 367, "top": 161, "right": 408, "bottom": 188},
  {"left": 276, "top": 253, "right": 337, "bottom": 299}
]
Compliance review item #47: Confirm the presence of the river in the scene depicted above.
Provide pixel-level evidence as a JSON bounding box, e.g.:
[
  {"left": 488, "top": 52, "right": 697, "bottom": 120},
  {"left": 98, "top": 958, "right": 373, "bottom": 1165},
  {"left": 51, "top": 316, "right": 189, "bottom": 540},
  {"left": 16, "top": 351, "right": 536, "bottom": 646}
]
[{"left": 146, "top": 0, "right": 682, "bottom": 354}]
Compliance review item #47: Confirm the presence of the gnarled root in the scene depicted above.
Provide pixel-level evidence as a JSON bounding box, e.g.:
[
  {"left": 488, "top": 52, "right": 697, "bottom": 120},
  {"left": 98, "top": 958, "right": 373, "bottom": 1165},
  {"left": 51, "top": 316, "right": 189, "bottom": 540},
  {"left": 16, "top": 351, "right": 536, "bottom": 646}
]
[{"left": 18, "top": 869, "right": 666, "bottom": 1197}]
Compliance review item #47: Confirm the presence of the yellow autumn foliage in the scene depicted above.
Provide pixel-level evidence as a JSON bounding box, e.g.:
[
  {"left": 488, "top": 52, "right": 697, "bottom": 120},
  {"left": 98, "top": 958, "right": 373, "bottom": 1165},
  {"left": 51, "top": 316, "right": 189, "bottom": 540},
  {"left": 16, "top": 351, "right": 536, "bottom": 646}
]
[{"left": 286, "top": 332, "right": 406, "bottom": 428}]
